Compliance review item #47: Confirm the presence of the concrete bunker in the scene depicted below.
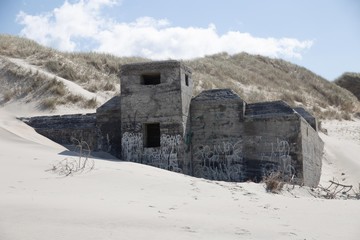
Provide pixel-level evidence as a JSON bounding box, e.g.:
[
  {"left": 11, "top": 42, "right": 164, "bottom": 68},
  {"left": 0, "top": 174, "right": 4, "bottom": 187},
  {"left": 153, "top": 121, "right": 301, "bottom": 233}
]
[{"left": 22, "top": 60, "right": 324, "bottom": 187}]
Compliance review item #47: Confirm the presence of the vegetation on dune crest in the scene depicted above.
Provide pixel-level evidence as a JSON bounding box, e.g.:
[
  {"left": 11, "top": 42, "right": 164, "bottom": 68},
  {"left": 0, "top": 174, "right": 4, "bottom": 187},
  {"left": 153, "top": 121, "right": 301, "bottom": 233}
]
[
  {"left": 0, "top": 34, "right": 45, "bottom": 58},
  {"left": 187, "top": 52, "right": 358, "bottom": 119},
  {"left": 0, "top": 34, "right": 359, "bottom": 118},
  {"left": 0, "top": 34, "right": 145, "bottom": 95},
  {"left": 335, "top": 72, "right": 360, "bottom": 101}
]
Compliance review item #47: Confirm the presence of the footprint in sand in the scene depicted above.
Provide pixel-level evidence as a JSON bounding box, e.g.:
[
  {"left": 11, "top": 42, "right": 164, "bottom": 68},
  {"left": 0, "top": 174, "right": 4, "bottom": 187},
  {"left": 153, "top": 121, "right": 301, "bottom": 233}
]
[
  {"left": 235, "top": 228, "right": 251, "bottom": 236},
  {"left": 181, "top": 226, "right": 197, "bottom": 233}
]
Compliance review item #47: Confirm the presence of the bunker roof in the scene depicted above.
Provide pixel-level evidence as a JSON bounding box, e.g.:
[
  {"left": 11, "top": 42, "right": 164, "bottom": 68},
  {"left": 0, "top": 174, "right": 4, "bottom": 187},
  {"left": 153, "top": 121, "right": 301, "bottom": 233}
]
[
  {"left": 294, "top": 107, "right": 315, "bottom": 119},
  {"left": 245, "top": 100, "right": 295, "bottom": 117},
  {"left": 120, "top": 60, "right": 192, "bottom": 75},
  {"left": 192, "top": 89, "right": 243, "bottom": 101},
  {"left": 294, "top": 107, "right": 318, "bottom": 130}
]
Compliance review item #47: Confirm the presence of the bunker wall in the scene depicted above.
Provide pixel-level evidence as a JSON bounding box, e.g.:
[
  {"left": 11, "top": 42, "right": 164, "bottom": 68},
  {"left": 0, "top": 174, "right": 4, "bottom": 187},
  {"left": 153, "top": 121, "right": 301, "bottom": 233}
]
[
  {"left": 300, "top": 118, "right": 323, "bottom": 187},
  {"left": 21, "top": 114, "right": 98, "bottom": 150},
  {"left": 243, "top": 116, "right": 303, "bottom": 182},
  {"left": 96, "top": 96, "right": 122, "bottom": 158},
  {"left": 190, "top": 97, "right": 245, "bottom": 181}
]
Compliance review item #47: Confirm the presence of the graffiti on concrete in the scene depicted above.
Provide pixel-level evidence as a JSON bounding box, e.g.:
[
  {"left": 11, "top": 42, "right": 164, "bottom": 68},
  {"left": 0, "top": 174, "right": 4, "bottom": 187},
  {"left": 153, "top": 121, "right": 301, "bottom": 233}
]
[
  {"left": 193, "top": 140, "right": 244, "bottom": 181},
  {"left": 121, "top": 131, "right": 297, "bottom": 181},
  {"left": 122, "top": 132, "right": 183, "bottom": 172},
  {"left": 143, "top": 134, "right": 182, "bottom": 172},
  {"left": 192, "top": 137, "right": 296, "bottom": 182},
  {"left": 260, "top": 138, "right": 294, "bottom": 179},
  {"left": 121, "top": 132, "right": 143, "bottom": 163}
]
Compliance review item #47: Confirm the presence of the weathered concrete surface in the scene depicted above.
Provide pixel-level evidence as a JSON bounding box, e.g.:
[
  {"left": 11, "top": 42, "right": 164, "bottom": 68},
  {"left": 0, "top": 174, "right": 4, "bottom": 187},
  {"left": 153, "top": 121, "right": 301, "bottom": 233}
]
[
  {"left": 243, "top": 118, "right": 302, "bottom": 182},
  {"left": 294, "top": 107, "right": 318, "bottom": 131},
  {"left": 300, "top": 118, "right": 323, "bottom": 187},
  {"left": 245, "top": 101, "right": 294, "bottom": 117},
  {"left": 120, "top": 61, "right": 193, "bottom": 174},
  {"left": 189, "top": 96, "right": 322, "bottom": 185},
  {"left": 243, "top": 101, "right": 302, "bottom": 182},
  {"left": 96, "top": 96, "right": 122, "bottom": 158},
  {"left": 21, "top": 113, "right": 98, "bottom": 150},
  {"left": 189, "top": 96, "right": 310, "bottom": 184},
  {"left": 190, "top": 89, "right": 245, "bottom": 181}
]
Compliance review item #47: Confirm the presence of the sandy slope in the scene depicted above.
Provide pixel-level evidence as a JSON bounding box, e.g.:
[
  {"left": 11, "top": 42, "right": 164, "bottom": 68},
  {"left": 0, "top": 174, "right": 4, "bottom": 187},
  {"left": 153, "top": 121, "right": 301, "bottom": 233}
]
[
  {"left": 5, "top": 57, "right": 105, "bottom": 102},
  {"left": 320, "top": 120, "right": 360, "bottom": 187},
  {"left": 1, "top": 56, "right": 107, "bottom": 116},
  {"left": 1, "top": 56, "right": 116, "bottom": 116},
  {"left": 0, "top": 108, "right": 359, "bottom": 240}
]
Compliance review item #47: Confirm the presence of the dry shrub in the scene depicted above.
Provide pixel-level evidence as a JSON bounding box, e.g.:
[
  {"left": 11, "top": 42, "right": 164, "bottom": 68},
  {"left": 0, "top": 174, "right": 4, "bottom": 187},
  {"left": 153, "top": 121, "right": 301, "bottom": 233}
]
[
  {"left": 310, "top": 180, "right": 360, "bottom": 200},
  {"left": 279, "top": 92, "right": 295, "bottom": 105},
  {"left": 40, "top": 98, "right": 57, "bottom": 110},
  {"left": 342, "top": 112, "right": 352, "bottom": 120},
  {"left": 66, "top": 94, "right": 83, "bottom": 103},
  {"left": 60, "top": 66, "right": 78, "bottom": 81},
  {"left": 46, "top": 138, "right": 94, "bottom": 176},
  {"left": 317, "top": 121, "right": 328, "bottom": 134},
  {"left": 83, "top": 97, "right": 98, "bottom": 108},
  {"left": 45, "top": 60, "right": 63, "bottom": 73},
  {"left": 51, "top": 82, "right": 66, "bottom": 96},
  {"left": 312, "top": 105, "right": 321, "bottom": 114},
  {"left": 263, "top": 172, "right": 284, "bottom": 193},
  {"left": 246, "top": 89, "right": 265, "bottom": 103},
  {"left": 45, "top": 60, "right": 79, "bottom": 82},
  {"left": 2, "top": 90, "right": 13, "bottom": 102},
  {"left": 293, "top": 93, "right": 306, "bottom": 104},
  {"left": 103, "top": 81, "right": 116, "bottom": 91},
  {"left": 86, "top": 83, "right": 98, "bottom": 92},
  {"left": 30, "top": 77, "right": 42, "bottom": 90},
  {"left": 39, "top": 77, "right": 67, "bottom": 96}
]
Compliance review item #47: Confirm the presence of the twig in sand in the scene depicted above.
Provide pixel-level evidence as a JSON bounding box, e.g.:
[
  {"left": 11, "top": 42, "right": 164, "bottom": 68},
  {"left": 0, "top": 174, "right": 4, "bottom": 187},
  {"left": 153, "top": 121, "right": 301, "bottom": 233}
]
[{"left": 46, "top": 138, "right": 94, "bottom": 176}]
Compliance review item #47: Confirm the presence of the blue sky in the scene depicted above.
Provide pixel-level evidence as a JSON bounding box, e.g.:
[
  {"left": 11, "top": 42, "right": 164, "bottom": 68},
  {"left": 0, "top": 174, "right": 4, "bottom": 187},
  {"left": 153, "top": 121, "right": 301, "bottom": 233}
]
[{"left": 0, "top": 0, "right": 359, "bottom": 80}]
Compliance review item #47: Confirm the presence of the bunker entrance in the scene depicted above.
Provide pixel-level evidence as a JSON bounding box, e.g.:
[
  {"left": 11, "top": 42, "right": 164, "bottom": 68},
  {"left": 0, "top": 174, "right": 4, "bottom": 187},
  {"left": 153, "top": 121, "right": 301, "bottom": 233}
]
[{"left": 144, "top": 123, "right": 160, "bottom": 147}]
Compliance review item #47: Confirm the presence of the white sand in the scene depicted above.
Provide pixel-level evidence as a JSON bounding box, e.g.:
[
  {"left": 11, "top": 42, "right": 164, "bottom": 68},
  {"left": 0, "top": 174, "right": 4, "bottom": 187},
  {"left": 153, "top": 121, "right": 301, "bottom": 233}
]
[
  {"left": 1, "top": 108, "right": 360, "bottom": 240},
  {"left": 320, "top": 120, "right": 360, "bottom": 187}
]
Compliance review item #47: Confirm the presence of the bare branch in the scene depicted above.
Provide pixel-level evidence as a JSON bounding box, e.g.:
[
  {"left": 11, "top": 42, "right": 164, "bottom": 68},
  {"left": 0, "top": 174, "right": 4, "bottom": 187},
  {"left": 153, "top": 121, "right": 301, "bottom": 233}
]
[{"left": 47, "top": 137, "right": 95, "bottom": 176}]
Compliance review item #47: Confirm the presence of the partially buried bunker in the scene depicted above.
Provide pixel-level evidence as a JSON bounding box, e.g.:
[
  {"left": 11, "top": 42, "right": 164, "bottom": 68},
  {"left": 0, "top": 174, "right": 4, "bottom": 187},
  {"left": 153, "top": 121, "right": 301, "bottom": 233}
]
[{"left": 22, "top": 60, "right": 323, "bottom": 187}]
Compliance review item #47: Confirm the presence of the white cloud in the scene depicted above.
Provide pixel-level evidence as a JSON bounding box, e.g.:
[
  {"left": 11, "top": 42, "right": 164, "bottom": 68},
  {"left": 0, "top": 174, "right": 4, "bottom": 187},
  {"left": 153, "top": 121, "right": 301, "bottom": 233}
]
[
  {"left": 16, "top": 0, "right": 313, "bottom": 60},
  {"left": 17, "top": 0, "right": 119, "bottom": 51}
]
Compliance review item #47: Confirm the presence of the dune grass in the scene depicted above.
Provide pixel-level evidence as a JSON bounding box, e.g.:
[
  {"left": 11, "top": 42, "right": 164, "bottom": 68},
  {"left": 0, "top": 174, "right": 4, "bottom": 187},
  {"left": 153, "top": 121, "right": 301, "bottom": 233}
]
[{"left": 0, "top": 35, "right": 358, "bottom": 118}]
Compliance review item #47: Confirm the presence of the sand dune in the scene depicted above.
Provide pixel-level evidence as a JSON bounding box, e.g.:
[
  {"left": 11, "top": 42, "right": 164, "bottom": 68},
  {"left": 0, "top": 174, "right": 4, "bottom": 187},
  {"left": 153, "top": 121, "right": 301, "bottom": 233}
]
[{"left": 6, "top": 57, "right": 104, "bottom": 102}]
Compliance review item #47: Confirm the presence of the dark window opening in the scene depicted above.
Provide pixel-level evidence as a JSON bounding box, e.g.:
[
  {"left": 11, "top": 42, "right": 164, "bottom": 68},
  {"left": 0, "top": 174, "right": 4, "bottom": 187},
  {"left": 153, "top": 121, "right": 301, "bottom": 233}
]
[
  {"left": 144, "top": 123, "right": 160, "bottom": 147},
  {"left": 141, "top": 73, "right": 161, "bottom": 85},
  {"left": 185, "top": 74, "right": 189, "bottom": 86}
]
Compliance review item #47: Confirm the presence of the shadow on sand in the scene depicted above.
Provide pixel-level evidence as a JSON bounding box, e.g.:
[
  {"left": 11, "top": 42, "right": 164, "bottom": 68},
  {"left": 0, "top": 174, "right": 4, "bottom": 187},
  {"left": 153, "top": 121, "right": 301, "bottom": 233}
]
[{"left": 58, "top": 145, "right": 120, "bottom": 162}]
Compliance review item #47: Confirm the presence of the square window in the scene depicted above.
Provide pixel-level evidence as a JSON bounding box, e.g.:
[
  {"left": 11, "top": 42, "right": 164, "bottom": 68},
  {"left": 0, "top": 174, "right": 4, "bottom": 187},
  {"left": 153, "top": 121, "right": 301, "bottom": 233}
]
[{"left": 141, "top": 73, "right": 161, "bottom": 85}]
